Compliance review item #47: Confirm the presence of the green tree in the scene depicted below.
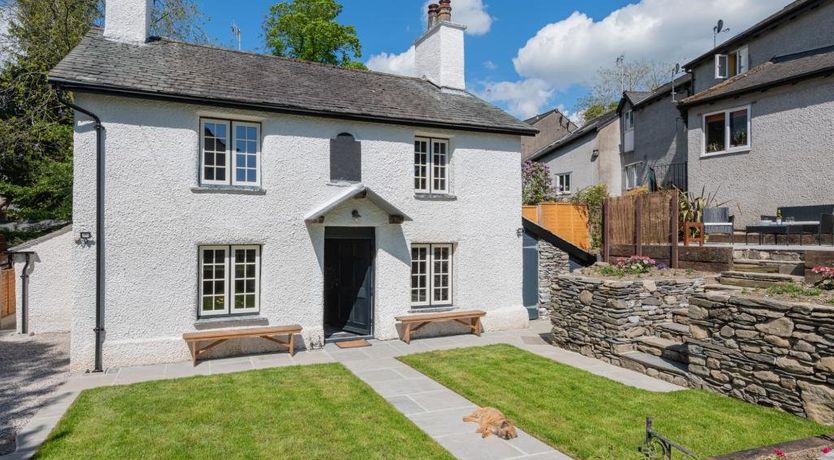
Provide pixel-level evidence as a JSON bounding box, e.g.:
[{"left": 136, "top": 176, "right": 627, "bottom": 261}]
[
  {"left": 522, "top": 161, "right": 555, "bottom": 206},
  {"left": 264, "top": 0, "right": 366, "bottom": 69},
  {"left": 0, "top": 0, "right": 206, "bottom": 222}
]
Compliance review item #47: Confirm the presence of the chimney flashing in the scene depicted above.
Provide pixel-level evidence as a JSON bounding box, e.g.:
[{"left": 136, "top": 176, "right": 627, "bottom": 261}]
[{"left": 413, "top": 21, "right": 467, "bottom": 47}]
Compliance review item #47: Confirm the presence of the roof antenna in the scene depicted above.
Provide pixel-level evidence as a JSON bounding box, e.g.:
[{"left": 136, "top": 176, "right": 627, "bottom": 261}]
[
  {"left": 671, "top": 63, "right": 681, "bottom": 103},
  {"left": 231, "top": 21, "right": 242, "bottom": 51},
  {"left": 713, "top": 19, "right": 730, "bottom": 48}
]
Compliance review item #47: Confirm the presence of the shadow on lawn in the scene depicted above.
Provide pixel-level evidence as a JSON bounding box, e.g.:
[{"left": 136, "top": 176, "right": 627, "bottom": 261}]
[{"left": 0, "top": 334, "right": 70, "bottom": 455}]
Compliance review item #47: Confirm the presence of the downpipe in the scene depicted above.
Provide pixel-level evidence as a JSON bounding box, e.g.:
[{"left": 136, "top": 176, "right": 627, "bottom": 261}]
[
  {"left": 56, "top": 88, "right": 106, "bottom": 373},
  {"left": 8, "top": 252, "right": 33, "bottom": 334}
]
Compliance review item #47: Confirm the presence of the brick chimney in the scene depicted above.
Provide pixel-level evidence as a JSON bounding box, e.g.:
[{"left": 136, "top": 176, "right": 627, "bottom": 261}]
[
  {"left": 103, "top": 0, "right": 153, "bottom": 44},
  {"left": 414, "top": 0, "right": 467, "bottom": 90}
]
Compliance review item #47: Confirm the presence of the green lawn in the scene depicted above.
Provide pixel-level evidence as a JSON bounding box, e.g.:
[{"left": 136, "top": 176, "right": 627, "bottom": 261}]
[
  {"left": 36, "top": 364, "right": 452, "bottom": 460},
  {"left": 400, "top": 344, "right": 830, "bottom": 460}
]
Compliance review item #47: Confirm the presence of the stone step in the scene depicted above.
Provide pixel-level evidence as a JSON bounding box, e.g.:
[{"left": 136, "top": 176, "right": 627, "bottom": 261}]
[
  {"left": 732, "top": 249, "right": 804, "bottom": 262},
  {"left": 619, "top": 351, "right": 690, "bottom": 377},
  {"left": 732, "top": 259, "right": 804, "bottom": 276},
  {"left": 704, "top": 283, "right": 744, "bottom": 292},
  {"left": 718, "top": 271, "right": 804, "bottom": 289},
  {"left": 634, "top": 336, "right": 689, "bottom": 363},
  {"left": 655, "top": 322, "right": 690, "bottom": 342}
]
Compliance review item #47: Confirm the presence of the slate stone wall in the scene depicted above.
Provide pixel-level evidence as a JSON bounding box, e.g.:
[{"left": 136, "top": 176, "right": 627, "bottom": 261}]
[
  {"left": 549, "top": 274, "right": 704, "bottom": 364},
  {"left": 537, "top": 240, "right": 570, "bottom": 316},
  {"left": 688, "top": 292, "right": 834, "bottom": 424}
]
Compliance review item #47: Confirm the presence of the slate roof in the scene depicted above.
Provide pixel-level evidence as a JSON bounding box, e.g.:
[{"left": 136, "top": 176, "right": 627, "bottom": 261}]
[
  {"left": 684, "top": 0, "right": 823, "bottom": 69},
  {"left": 527, "top": 110, "right": 618, "bottom": 161},
  {"left": 49, "top": 29, "right": 536, "bottom": 136},
  {"left": 681, "top": 44, "right": 834, "bottom": 106},
  {"left": 623, "top": 91, "right": 653, "bottom": 106},
  {"left": 619, "top": 74, "right": 693, "bottom": 113}
]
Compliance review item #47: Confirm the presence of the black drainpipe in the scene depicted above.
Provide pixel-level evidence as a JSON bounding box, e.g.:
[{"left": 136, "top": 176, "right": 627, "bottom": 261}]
[{"left": 56, "top": 88, "right": 106, "bottom": 373}]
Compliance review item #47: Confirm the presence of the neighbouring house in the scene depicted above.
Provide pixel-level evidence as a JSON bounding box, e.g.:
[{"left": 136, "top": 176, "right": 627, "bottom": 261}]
[
  {"left": 681, "top": 0, "right": 834, "bottom": 226},
  {"left": 13, "top": 0, "right": 537, "bottom": 371},
  {"left": 617, "top": 74, "right": 692, "bottom": 192},
  {"left": 521, "top": 108, "right": 578, "bottom": 162},
  {"left": 526, "top": 111, "right": 622, "bottom": 197}
]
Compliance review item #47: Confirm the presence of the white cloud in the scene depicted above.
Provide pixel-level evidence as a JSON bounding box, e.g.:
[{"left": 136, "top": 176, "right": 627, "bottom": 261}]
[
  {"left": 438, "top": 0, "right": 492, "bottom": 36},
  {"left": 475, "top": 79, "right": 553, "bottom": 119},
  {"left": 366, "top": 46, "right": 415, "bottom": 76},
  {"left": 483, "top": 60, "right": 497, "bottom": 70},
  {"left": 513, "top": 0, "right": 789, "bottom": 89}
]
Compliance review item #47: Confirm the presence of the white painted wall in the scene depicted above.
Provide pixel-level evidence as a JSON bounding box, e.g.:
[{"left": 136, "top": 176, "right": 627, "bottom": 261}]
[
  {"left": 414, "top": 22, "right": 466, "bottom": 90},
  {"left": 68, "top": 93, "right": 526, "bottom": 371},
  {"left": 14, "top": 228, "right": 74, "bottom": 334}
]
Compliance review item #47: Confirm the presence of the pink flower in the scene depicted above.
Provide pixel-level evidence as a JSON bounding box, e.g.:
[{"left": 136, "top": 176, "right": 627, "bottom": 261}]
[
  {"left": 823, "top": 446, "right": 832, "bottom": 454},
  {"left": 772, "top": 449, "right": 786, "bottom": 458}
]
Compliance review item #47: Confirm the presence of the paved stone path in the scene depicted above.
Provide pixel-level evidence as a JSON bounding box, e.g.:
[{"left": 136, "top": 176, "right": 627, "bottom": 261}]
[{"left": 3, "top": 320, "right": 682, "bottom": 459}]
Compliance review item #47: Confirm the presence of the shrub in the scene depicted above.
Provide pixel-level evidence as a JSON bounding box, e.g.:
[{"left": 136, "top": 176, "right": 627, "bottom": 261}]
[
  {"left": 811, "top": 265, "right": 834, "bottom": 290},
  {"left": 766, "top": 282, "right": 822, "bottom": 298},
  {"left": 596, "top": 255, "right": 660, "bottom": 277},
  {"left": 570, "top": 184, "right": 608, "bottom": 249},
  {"left": 522, "top": 161, "right": 555, "bottom": 205}
]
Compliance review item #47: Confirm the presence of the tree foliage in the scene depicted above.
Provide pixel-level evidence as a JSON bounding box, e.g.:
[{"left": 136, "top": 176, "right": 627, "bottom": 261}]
[
  {"left": 0, "top": 0, "right": 206, "bottom": 222},
  {"left": 264, "top": 0, "right": 365, "bottom": 69},
  {"left": 522, "top": 161, "right": 555, "bottom": 206},
  {"left": 576, "top": 56, "right": 672, "bottom": 124}
]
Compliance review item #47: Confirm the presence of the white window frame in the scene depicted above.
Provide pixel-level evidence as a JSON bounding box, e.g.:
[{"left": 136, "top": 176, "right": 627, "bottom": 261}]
[
  {"left": 735, "top": 46, "right": 749, "bottom": 75},
  {"left": 199, "top": 245, "right": 261, "bottom": 317},
  {"left": 715, "top": 54, "right": 729, "bottom": 79},
  {"left": 410, "top": 243, "right": 453, "bottom": 307},
  {"left": 200, "top": 118, "right": 261, "bottom": 187},
  {"left": 624, "top": 109, "right": 634, "bottom": 131},
  {"left": 624, "top": 162, "right": 642, "bottom": 190},
  {"left": 231, "top": 121, "right": 261, "bottom": 187},
  {"left": 414, "top": 137, "right": 450, "bottom": 194},
  {"left": 715, "top": 46, "right": 749, "bottom": 79},
  {"left": 200, "top": 119, "right": 231, "bottom": 186},
  {"left": 701, "top": 105, "right": 751, "bottom": 157},
  {"left": 555, "top": 173, "right": 571, "bottom": 195}
]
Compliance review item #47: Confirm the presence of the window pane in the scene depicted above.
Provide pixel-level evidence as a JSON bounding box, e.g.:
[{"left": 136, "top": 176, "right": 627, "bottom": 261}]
[
  {"left": 410, "top": 246, "right": 428, "bottom": 303},
  {"left": 414, "top": 140, "right": 428, "bottom": 192},
  {"left": 200, "top": 248, "right": 227, "bottom": 314},
  {"left": 232, "top": 123, "right": 259, "bottom": 185},
  {"left": 432, "top": 246, "right": 451, "bottom": 304},
  {"left": 705, "top": 113, "right": 726, "bottom": 153},
  {"left": 729, "top": 109, "right": 748, "bottom": 148},
  {"left": 432, "top": 141, "right": 447, "bottom": 192},
  {"left": 231, "top": 247, "right": 259, "bottom": 312}
]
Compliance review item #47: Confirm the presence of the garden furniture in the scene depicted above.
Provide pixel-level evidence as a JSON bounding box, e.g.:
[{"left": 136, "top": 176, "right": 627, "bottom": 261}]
[
  {"left": 182, "top": 324, "right": 302, "bottom": 365},
  {"left": 702, "top": 207, "right": 735, "bottom": 243},
  {"left": 820, "top": 214, "right": 834, "bottom": 246},
  {"left": 396, "top": 309, "right": 485, "bottom": 344},
  {"left": 683, "top": 222, "right": 704, "bottom": 247}
]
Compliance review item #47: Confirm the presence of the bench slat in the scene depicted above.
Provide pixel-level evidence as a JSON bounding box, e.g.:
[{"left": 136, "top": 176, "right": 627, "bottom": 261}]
[
  {"left": 183, "top": 325, "right": 302, "bottom": 341},
  {"left": 396, "top": 310, "right": 485, "bottom": 323}
]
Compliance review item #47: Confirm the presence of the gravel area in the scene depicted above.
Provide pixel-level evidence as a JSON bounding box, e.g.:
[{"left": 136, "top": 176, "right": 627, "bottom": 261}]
[{"left": 0, "top": 332, "right": 70, "bottom": 455}]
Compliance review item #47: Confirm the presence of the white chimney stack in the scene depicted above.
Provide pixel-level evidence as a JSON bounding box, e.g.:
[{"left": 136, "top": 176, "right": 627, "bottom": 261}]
[
  {"left": 414, "top": 0, "right": 466, "bottom": 90},
  {"left": 104, "top": 0, "right": 153, "bottom": 44}
]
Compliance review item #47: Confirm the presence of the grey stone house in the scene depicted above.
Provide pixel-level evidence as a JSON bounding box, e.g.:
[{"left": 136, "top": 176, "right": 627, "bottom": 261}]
[
  {"left": 526, "top": 111, "right": 622, "bottom": 197},
  {"left": 681, "top": 0, "right": 834, "bottom": 226},
  {"left": 617, "top": 75, "right": 692, "bottom": 192},
  {"left": 521, "top": 108, "right": 578, "bottom": 162}
]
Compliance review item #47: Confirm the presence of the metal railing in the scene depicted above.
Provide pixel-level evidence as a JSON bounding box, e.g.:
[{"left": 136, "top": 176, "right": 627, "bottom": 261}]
[
  {"left": 651, "top": 162, "right": 688, "bottom": 191},
  {"left": 639, "top": 417, "right": 698, "bottom": 460}
]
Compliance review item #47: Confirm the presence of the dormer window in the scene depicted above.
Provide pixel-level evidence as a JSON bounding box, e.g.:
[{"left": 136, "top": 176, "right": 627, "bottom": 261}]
[
  {"left": 624, "top": 110, "right": 634, "bottom": 131},
  {"left": 715, "top": 45, "right": 749, "bottom": 79}
]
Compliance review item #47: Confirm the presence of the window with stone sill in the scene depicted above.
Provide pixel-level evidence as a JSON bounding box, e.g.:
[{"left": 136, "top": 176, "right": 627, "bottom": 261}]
[
  {"left": 411, "top": 243, "right": 453, "bottom": 307},
  {"left": 199, "top": 245, "right": 260, "bottom": 317},
  {"left": 414, "top": 137, "right": 450, "bottom": 194},
  {"left": 200, "top": 118, "right": 261, "bottom": 187}
]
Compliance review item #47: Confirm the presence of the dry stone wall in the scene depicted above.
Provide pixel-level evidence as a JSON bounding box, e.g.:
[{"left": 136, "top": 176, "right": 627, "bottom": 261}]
[
  {"left": 688, "top": 292, "right": 834, "bottom": 424},
  {"left": 537, "top": 240, "right": 571, "bottom": 316},
  {"left": 550, "top": 274, "right": 704, "bottom": 363}
]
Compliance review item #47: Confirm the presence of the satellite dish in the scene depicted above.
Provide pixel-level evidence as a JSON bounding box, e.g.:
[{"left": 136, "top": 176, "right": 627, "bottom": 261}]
[
  {"left": 717, "top": 20, "right": 724, "bottom": 31},
  {"left": 674, "top": 63, "right": 681, "bottom": 75}
]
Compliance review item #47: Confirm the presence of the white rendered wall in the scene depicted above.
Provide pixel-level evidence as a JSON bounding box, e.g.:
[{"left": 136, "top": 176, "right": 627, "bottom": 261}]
[
  {"left": 69, "top": 93, "right": 527, "bottom": 371},
  {"left": 414, "top": 22, "right": 466, "bottom": 89},
  {"left": 103, "top": 0, "right": 152, "bottom": 44},
  {"left": 14, "top": 229, "right": 74, "bottom": 334}
]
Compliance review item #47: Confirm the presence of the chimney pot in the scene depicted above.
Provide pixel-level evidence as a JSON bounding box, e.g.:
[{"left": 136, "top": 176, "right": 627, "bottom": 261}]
[
  {"left": 438, "top": 0, "right": 452, "bottom": 23},
  {"left": 427, "top": 3, "right": 439, "bottom": 30}
]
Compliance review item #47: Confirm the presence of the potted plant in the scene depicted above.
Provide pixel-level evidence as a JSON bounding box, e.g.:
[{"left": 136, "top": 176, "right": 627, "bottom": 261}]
[{"left": 776, "top": 209, "right": 783, "bottom": 224}]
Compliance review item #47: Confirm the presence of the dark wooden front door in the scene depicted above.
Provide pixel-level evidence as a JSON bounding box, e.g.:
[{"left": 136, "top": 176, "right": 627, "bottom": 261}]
[{"left": 324, "top": 228, "right": 374, "bottom": 336}]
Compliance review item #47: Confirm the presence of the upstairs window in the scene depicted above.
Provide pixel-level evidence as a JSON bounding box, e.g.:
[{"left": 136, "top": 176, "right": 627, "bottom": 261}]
[
  {"left": 624, "top": 110, "right": 634, "bottom": 131},
  {"left": 715, "top": 46, "right": 749, "bottom": 79},
  {"left": 555, "top": 173, "right": 571, "bottom": 195},
  {"left": 201, "top": 118, "right": 261, "bottom": 187},
  {"left": 703, "top": 106, "right": 750, "bottom": 156},
  {"left": 414, "top": 137, "right": 449, "bottom": 194}
]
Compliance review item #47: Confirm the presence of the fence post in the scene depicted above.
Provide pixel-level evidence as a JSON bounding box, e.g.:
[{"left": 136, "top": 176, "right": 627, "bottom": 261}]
[
  {"left": 634, "top": 195, "right": 643, "bottom": 257},
  {"left": 536, "top": 204, "right": 543, "bottom": 225},
  {"left": 603, "top": 199, "right": 610, "bottom": 262},
  {"left": 671, "top": 194, "right": 680, "bottom": 268}
]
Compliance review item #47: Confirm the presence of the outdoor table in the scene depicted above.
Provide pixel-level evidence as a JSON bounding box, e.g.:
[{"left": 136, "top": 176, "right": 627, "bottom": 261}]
[{"left": 744, "top": 221, "right": 820, "bottom": 245}]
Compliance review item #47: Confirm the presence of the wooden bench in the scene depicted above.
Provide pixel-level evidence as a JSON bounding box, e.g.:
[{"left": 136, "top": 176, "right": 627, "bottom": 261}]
[
  {"left": 182, "top": 324, "right": 302, "bottom": 365},
  {"left": 395, "top": 310, "right": 485, "bottom": 344}
]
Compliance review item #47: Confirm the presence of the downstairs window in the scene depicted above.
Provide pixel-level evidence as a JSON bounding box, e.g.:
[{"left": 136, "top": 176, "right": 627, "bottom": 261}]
[
  {"left": 411, "top": 244, "right": 453, "bottom": 307},
  {"left": 199, "top": 245, "right": 260, "bottom": 317}
]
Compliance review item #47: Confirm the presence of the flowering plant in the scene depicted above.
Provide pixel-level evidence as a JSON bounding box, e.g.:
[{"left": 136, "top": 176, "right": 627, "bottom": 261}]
[
  {"left": 614, "top": 256, "right": 658, "bottom": 274},
  {"left": 767, "top": 449, "right": 786, "bottom": 459},
  {"left": 811, "top": 265, "right": 834, "bottom": 290}
]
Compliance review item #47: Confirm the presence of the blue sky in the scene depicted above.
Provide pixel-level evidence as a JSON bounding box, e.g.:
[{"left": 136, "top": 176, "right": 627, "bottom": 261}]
[{"left": 198, "top": 0, "right": 790, "bottom": 120}]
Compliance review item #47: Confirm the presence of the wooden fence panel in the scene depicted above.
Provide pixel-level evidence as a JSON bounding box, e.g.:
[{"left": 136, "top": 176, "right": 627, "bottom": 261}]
[
  {"left": 607, "top": 196, "right": 635, "bottom": 245},
  {"left": 0, "top": 268, "right": 15, "bottom": 319},
  {"left": 524, "top": 202, "right": 591, "bottom": 250},
  {"left": 641, "top": 191, "right": 673, "bottom": 244}
]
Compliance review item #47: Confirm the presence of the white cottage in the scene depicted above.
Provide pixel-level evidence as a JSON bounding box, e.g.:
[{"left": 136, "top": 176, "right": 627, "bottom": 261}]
[{"left": 14, "top": 0, "right": 536, "bottom": 371}]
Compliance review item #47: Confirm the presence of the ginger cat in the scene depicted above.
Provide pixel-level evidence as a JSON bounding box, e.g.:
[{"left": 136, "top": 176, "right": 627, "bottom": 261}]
[{"left": 462, "top": 407, "right": 518, "bottom": 440}]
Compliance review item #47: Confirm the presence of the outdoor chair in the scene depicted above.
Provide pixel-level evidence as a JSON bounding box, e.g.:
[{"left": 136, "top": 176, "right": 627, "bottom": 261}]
[
  {"left": 703, "top": 207, "right": 734, "bottom": 244},
  {"left": 820, "top": 214, "right": 834, "bottom": 246}
]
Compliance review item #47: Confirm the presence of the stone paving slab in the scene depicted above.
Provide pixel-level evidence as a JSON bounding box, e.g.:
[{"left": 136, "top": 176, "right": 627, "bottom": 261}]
[{"left": 3, "top": 320, "right": 686, "bottom": 459}]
